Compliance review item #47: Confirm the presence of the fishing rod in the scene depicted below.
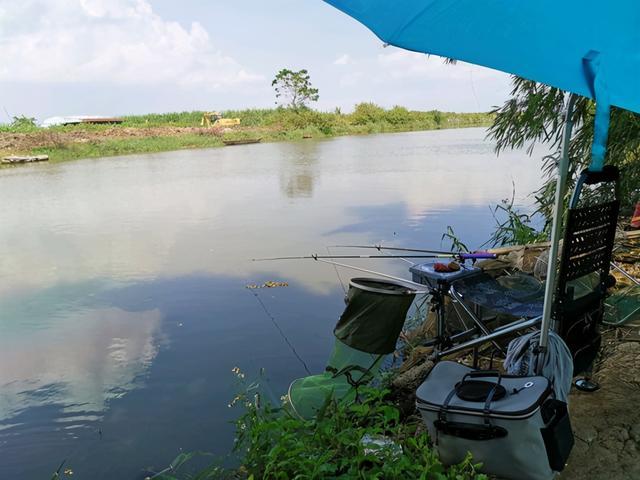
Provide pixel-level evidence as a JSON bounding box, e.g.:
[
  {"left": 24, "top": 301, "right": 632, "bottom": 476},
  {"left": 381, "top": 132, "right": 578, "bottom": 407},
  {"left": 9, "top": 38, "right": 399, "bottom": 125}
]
[
  {"left": 252, "top": 252, "right": 496, "bottom": 261},
  {"left": 330, "top": 244, "right": 456, "bottom": 255},
  {"left": 254, "top": 254, "right": 453, "bottom": 261},
  {"left": 331, "top": 244, "right": 427, "bottom": 265},
  {"left": 330, "top": 244, "right": 497, "bottom": 259},
  {"left": 610, "top": 261, "right": 640, "bottom": 286}
]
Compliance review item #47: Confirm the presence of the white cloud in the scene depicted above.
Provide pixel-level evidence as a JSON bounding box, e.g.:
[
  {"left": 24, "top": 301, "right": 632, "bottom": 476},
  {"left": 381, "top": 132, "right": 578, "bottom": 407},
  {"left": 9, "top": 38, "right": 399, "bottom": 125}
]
[
  {"left": 376, "top": 50, "right": 505, "bottom": 81},
  {"left": 0, "top": 0, "right": 263, "bottom": 88},
  {"left": 339, "top": 71, "right": 363, "bottom": 88},
  {"left": 333, "top": 53, "right": 351, "bottom": 65},
  {"left": 322, "top": 47, "right": 512, "bottom": 112},
  {"left": 333, "top": 48, "right": 508, "bottom": 89}
]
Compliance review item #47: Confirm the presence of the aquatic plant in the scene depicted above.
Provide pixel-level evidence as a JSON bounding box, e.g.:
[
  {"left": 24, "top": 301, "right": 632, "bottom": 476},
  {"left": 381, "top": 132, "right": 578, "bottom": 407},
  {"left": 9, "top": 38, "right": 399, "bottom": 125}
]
[
  {"left": 441, "top": 226, "right": 470, "bottom": 253},
  {"left": 485, "top": 185, "right": 547, "bottom": 247}
]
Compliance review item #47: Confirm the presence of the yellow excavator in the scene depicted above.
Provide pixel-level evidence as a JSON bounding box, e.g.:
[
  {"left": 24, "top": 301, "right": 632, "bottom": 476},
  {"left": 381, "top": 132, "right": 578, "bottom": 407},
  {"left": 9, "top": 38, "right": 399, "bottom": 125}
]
[{"left": 200, "top": 111, "right": 240, "bottom": 128}]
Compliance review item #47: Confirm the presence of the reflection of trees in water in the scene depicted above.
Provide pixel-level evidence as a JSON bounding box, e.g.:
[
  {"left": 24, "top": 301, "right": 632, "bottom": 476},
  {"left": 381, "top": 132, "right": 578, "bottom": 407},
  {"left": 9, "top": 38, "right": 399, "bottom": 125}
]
[{"left": 279, "top": 142, "right": 320, "bottom": 198}]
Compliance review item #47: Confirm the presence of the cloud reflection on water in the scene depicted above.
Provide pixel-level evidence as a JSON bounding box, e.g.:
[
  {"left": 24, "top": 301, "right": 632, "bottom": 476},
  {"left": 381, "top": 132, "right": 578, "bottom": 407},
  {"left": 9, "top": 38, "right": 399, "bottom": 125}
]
[
  {"left": 0, "top": 304, "right": 162, "bottom": 423},
  {"left": 0, "top": 128, "right": 543, "bottom": 299}
]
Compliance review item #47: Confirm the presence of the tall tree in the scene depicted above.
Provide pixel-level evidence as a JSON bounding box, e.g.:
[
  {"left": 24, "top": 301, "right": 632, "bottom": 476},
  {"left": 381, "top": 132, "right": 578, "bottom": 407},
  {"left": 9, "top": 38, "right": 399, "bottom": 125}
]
[
  {"left": 272, "top": 69, "right": 319, "bottom": 110},
  {"left": 488, "top": 77, "right": 640, "bottom": 227}
]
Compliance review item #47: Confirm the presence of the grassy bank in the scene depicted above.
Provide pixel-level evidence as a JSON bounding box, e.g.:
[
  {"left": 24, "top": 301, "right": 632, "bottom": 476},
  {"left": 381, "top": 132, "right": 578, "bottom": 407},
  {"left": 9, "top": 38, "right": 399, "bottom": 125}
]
[
  {"left": 0, "top": 104, "right": 493, "bottom": 164},
  {"left": 148, "top": 374, "right": 488, "bottom": 480}
]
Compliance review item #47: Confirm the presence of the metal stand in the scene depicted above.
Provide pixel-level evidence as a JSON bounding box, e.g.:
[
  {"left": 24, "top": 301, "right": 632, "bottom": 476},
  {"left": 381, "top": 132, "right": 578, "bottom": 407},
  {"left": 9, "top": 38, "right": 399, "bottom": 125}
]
[
  {"left": 428, "top": 280, "right": 454, "bottom": 353},
  {"left": 537, "top": 93, "right": 578, "bottom": 371},
  {"left": 422, "top": 279, "right": 509, "bottom": 361}
]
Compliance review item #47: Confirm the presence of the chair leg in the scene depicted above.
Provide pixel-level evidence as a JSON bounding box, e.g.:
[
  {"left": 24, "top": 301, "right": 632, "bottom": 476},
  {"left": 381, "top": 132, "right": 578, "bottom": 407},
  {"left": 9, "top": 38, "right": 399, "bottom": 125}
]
[{"left": 574, "top": 365, "right": 600, "bottom": 392}]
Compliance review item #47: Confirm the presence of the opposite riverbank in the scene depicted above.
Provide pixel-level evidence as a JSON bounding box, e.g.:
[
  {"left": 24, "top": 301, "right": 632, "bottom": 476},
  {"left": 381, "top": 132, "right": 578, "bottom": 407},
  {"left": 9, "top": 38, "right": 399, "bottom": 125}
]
[{"left": 0, "top": 105, "right": 492, "bottom": 164}]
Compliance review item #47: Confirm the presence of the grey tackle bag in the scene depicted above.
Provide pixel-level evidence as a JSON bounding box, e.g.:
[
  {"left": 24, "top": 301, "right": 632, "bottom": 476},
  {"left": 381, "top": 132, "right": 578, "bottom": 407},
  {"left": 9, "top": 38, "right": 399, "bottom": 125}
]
[{"left": 416, "top": 361, "right": 574, "bottom": 480}]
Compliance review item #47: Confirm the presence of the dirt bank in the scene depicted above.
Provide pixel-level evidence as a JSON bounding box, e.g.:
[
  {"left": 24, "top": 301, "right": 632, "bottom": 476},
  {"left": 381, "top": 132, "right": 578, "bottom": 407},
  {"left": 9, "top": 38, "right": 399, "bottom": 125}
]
[
  {"left": 0, "top": 126, "right": 223, "bottom": 151},
  {"left": 564, "top": 336, "right": 640, "bottom": 479}
]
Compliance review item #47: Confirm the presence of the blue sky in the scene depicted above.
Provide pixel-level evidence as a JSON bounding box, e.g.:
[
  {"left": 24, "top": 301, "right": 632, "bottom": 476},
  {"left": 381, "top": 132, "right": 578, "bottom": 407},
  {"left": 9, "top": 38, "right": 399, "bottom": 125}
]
[{"left": 0, "top": 0, "right": 513, "bottom": 121}]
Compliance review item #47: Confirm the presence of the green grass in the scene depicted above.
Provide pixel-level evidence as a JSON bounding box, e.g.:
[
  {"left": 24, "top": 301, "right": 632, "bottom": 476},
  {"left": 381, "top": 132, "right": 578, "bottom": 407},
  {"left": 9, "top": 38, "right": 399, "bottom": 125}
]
[
  {"left": 1, "top": 104, "right": 494, "bottom": 164},
  {"left": 29, "top": 135, "right": 226, "bottom": 163},
  {"left": 120, "top": 105, "right": 492, "bottom": 132}
]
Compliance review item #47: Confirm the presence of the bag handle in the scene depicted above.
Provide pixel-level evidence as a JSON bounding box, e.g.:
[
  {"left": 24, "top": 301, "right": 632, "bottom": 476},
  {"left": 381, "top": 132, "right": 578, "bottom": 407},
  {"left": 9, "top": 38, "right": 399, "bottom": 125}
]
[
  {"left": 438, "top": 388, "right": 458, "bottom": 423},
  {"left": 483, "top": 382, "right": 502, "bottom": 426},
  {"left": 460, "top": 369, "right": 502, "bottom": 385},
  {"left": 436, "top": 372, "right": 508, "bottom": 443},
  {"left": 441, "top": 370, "right": 503, "bottom": 427}
]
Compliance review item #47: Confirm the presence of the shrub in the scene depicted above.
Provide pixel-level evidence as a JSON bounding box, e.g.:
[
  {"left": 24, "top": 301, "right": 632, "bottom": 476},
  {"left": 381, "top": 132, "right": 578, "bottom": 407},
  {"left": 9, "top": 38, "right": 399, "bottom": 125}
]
[
  {"left": 385, "top": 106, "right": 412, "bottom": 126},
  {"left": 432, "top": 110, "right": 443, "bottom": 127},
  {"left": 152, "top": 371, "right": 488, "bottom": 480},
  {"left": 351, "top": 102, "right": 386, "bottom": 125},
  {"left": 270, "top": 108, "right": 337, "bottom": 135},
  {"left": 233, "top": 385, "right": 487, "bottom": 479}
]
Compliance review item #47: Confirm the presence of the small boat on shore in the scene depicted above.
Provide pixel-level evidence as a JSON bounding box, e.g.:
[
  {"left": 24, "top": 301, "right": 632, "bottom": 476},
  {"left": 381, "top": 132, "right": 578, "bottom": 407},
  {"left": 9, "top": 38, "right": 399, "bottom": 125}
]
[
  {"left": 2, "top": 154, "right": 49, "bottom": 164},
  {"left": 222, "top": 138, "right": 262, "bottom": 146}
]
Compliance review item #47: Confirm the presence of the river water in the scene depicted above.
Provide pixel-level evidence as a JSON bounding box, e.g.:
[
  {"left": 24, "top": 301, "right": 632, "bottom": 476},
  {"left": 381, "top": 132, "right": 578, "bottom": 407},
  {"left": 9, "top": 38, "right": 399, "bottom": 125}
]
[{"left": 0, "top": 128, "right": 542, "bottom": 478}]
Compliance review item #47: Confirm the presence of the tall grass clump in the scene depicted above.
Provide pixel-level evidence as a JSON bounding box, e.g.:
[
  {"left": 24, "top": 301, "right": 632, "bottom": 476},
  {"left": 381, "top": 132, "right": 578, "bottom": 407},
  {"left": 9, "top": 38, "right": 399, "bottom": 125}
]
[
  {"left": 0, "top": 115, "right": 39, "bottom": 132},
  {"left": 121, "top": 111, "right": 204, "bottom": 127},
  {"left": 485, "top": 200, "right": 546, "bottom": 247}
]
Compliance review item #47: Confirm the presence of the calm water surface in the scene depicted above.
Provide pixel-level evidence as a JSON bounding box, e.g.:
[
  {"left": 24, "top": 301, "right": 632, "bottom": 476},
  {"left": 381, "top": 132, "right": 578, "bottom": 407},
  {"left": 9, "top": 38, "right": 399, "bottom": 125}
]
[{"left": 0, "top": 128, "right": 542, "bottom": 478}]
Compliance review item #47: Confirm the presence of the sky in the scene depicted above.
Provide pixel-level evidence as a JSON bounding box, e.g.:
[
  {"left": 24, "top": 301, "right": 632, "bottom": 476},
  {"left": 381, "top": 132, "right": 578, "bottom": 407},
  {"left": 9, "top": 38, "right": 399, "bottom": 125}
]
[{"left": 0, "top": 0, "right": 514, "bottom": 121}]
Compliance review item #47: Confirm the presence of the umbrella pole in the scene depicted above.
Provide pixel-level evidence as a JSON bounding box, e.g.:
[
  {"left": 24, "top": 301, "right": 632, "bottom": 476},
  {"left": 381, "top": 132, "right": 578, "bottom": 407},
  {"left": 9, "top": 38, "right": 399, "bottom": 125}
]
[{"left": 538, "top": 93, "right": 578, "bottom": 366}]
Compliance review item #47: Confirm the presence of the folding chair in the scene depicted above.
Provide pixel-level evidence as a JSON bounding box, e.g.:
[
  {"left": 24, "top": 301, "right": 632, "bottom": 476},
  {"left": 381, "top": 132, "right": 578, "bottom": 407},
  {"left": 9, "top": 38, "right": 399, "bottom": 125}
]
[{"left": 554, "top": 165, "right": 620, "bottom": 389}]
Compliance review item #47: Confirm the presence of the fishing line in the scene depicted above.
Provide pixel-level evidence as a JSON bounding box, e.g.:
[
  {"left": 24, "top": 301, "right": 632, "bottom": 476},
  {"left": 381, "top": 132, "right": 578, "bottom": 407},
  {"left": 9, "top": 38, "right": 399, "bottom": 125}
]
[
  {"left": 397, "top": 256, "right": 414, "bottom": 264},
  {"left": 469, "top": 67, "right": 480, "bottom": 111},
  {"left": 315, "top": 258, "right": 429, "bottom": 292},
  {"left": 249, "top": 289, "right": 312, "bottom": 375},
  {"left": 326, "top": 246, "right": 347, "bottom": 294},
  {"left": 2, "top": 106, "right": 12, "bottom": 122},
  {"left": 371, "top": 244, "right": 414, "bottom": 265}
]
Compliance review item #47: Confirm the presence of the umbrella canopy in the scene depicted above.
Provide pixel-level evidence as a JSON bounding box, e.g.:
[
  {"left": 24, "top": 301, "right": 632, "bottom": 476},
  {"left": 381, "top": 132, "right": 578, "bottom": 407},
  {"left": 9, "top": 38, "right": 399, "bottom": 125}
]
[
  {"left": 323, "top": 0, "right": 639, "bottom": 361},
  {"left": 324, "top": 0, "right": 640, "bottom": 170}
]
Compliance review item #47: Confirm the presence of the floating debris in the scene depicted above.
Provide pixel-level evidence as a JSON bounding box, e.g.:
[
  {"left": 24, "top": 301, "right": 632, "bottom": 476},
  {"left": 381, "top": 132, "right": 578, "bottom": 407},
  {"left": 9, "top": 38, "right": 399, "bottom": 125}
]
[
  {"left": 245, "top": 281, "right": 289, "bottom": 289},
  {"left": 360, "top": 434, "right": 403, "bottom": 460}
]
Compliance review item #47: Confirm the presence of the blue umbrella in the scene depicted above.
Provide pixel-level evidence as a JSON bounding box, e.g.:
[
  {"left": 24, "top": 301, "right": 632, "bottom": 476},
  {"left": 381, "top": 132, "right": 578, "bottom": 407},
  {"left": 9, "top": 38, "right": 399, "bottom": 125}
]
[{"left": 323, "top": 0, "right": 639, "bottom": 355}]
